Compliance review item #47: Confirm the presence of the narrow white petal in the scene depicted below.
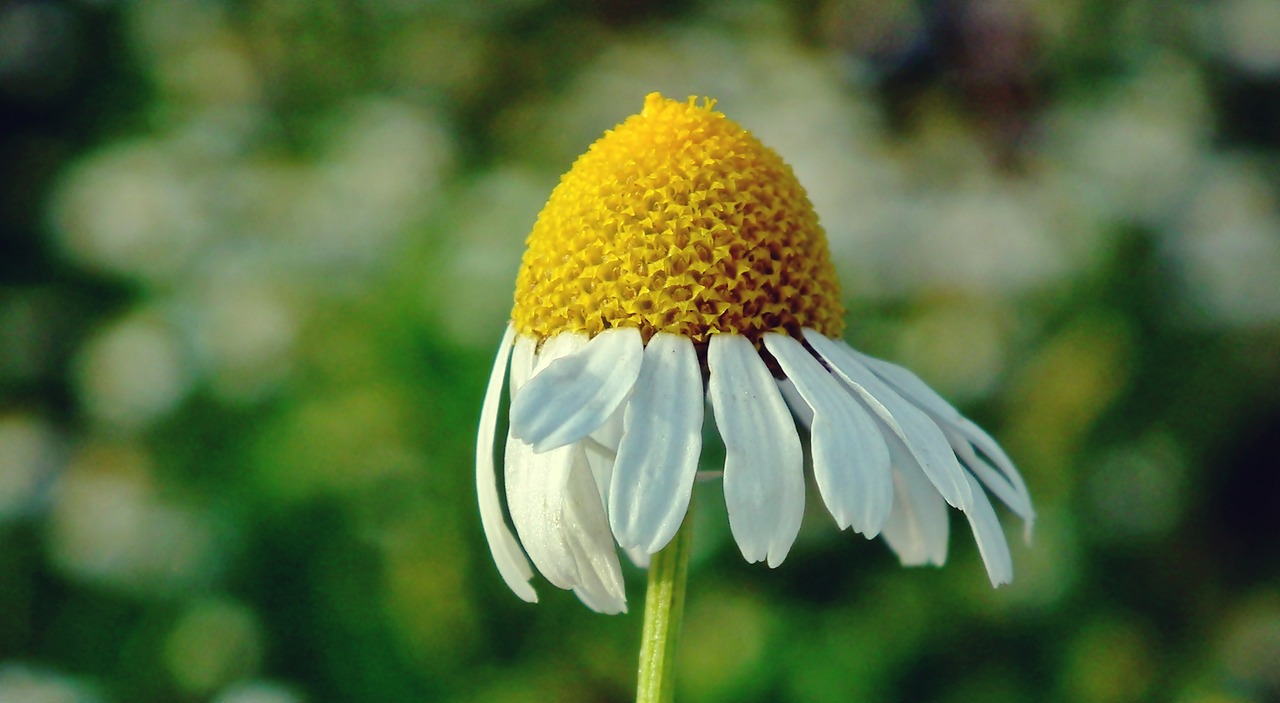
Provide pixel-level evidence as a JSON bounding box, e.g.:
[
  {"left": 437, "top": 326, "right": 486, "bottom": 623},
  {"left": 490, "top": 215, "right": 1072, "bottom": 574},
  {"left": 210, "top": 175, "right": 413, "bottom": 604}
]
[
  {"left": 804, "top": 330, "right": 973, "bottom": 512},
  {"left": 563, "top": 446, "right": 627, "bottom": 613},
  {"left": 765, "top": 333, "right": 893, "bottom": 537},
  {"left": 880, "top": 438, "right": 949, "bottom": 567},
  {"left": 583, "top": 403, "right": 625, "bottom": 509},
  {"left": 955, "top": 416, "right": 1035, "bottom": 524},
  {"left": 504, "top": 437, "right": 578, "bottom": 589},
  {"left": 853, "top": 348, "right": 1034, "bottom": 529},
  {"left": 625, "top": 547, "right": 651, "bottom": 569},
  {"left": 943, "top": 424, "right": 1034, "bottom": 522},
  {"left": 707, "top": 334, "right": 805, "bottom": 568},
  {"left": 475, "top": 324, "right": 537, "bottom": 602},
  {"left": 850, "top": 349, "right": 961, "bottom": 421},
  {"left": 777, "top": 378, "right": 814, "bottom": 430},
  {"left": 503, "top": 337, "right": 587, "bottom": 589},
  {"left": 509, "top": 334, "right": 537, "bottom": 395},
  {"left": 510, "top": 328, "right": 644, "bottom": 453},
  {"left": 961, "top": 473, "right": 1014, "bottom": 587},
  {"left": 610, "top": 333, "right": 704, "bottom": 553}
]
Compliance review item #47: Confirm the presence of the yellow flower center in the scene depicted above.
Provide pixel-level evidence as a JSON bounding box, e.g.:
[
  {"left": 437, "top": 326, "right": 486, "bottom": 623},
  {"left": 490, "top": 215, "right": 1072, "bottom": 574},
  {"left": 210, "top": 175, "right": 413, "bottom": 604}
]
[{"left": 512, "top": 93, "right": 845, "bottom": 343}]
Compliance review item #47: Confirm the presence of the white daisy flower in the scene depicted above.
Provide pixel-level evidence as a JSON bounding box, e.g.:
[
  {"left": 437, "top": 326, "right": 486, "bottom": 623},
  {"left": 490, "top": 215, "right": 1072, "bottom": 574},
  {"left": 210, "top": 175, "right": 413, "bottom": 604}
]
[{"left": 476, "top": 93, "right": 1034, "bottom": 614}]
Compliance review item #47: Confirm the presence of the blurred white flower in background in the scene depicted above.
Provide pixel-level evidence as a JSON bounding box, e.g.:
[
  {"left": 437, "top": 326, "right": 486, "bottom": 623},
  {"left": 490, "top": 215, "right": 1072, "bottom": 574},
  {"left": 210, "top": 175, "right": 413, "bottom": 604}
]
[
  {"left": 0, "top": 664, "right": 100, "bottom": 703},
  {"left": 1202, "top": 0, "right": 1280, "bottom": 76},
  {"left": 1164, "top": 156, "right": 1280, "bottom": 328},
  {"left": 48, "top": 442, "right": 221, "bottom": 595},
  {"left": 213, "top": 681, "right": 307, "bottom": 703},
  {"left": 0, "top": 415, "right": 62, "bottom": 522},
  {"left": 433, "top": 166, "right": 552, "bottom": 349},
  {"left": 74, "top": 312, "right": 193, "bottom": 431},
  {"left": 1042, "top": 53, "right": 1210, "bottom": 228},
  {"left": 51, "top": 141, "right": 215, "bottom": 282}
]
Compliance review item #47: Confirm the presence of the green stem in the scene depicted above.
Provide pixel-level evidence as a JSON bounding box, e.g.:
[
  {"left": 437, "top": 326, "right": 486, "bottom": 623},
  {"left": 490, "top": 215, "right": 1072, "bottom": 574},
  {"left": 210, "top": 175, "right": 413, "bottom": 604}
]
[{"left": 636, "top": 507, "right": 695, "bottom": 703}]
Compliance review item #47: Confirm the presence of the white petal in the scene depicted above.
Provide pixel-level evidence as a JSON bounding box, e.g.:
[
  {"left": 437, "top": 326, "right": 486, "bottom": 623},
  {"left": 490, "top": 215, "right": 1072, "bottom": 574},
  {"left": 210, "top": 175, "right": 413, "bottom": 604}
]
[
  {"left": 707, "top": 334, "right": 805, "bottom": 568},
  {"left": 503, "top": 337, "right": 587, "bottom": 589},
  {"left": 765, "top": 333, "right": 893, "bottom": 537},
  {"left": 880, "top": 438, "right": 950, "bottom": 567},
  {"left": 942, "top": 424, "right": 1034, "bottom": 522},
  {"left": 583, "top": 403, "right": 626, "bottom": 509},
  {"left": 504, "top": 436, "right": 578, "bottom": 589},
  {"left": 506, "top": 438, "right": 627, "bottom": 612},
  {"left": 610, "top": 333, "right": 704, "bottom": 553},
  {"left": 853, "top": 349, "right": 1034, "bottom": 530},
  {"left": 961, "top": 473, "right": 1014, "bottom": 587},
  {"left": 475, "top": 324, "right": 536, "bottom": 602},
  {"left": 850, "top": 349, "right": 961, "bottom": 421},
  {"left": 510, "top": 328, "right": 644, "bottom": 453},
  {"left": 777, "top": 378, "right": 814, "bottom": 430},
  {"left": 955, "top": 416, "right": 1035, "bottom": 525},
  {"left": 804, "top": 330, "right": 973, "bottom": 512},
  {"left": 509, "top": 334, "right": 537, "bottom": 395},
  {"left": 563, "top": 445, "right": 627, "bottom": 613},
  {"left": 625, "top": 547, "right": 651, "bottom": 569}
]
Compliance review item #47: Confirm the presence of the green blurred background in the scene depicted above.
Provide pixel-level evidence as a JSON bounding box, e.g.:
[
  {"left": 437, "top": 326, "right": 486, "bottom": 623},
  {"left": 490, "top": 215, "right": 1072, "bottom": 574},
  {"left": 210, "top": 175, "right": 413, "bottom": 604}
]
[{"left": 3, "top": 0, "right": 1280, "bottom": 701}]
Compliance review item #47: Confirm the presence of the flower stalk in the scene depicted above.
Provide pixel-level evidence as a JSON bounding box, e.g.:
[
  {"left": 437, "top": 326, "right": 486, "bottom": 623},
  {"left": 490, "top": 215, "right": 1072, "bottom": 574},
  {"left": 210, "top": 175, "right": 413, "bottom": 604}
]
[{"left": 636, "top": 504, "right": 695, "bottom": 703}]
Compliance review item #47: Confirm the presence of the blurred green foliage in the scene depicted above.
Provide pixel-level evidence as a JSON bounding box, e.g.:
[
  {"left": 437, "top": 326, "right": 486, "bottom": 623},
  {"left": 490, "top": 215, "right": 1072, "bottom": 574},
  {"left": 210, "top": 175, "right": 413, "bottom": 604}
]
[{"left": 2, "top": 0, "right": 1280, "bottom": 702}]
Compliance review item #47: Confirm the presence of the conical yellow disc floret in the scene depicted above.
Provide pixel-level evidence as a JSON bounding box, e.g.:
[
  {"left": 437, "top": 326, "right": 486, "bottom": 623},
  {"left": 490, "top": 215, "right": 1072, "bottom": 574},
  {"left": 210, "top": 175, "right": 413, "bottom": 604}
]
[{"left": 513, "top": 93, "right": 845, "bottom": 343}]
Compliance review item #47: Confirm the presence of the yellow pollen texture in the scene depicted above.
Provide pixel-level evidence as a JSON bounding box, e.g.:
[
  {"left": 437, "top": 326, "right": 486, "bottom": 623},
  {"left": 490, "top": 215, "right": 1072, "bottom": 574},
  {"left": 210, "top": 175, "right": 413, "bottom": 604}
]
[{"left": 512, "top": 93, "right": 845, "bottom": 343}]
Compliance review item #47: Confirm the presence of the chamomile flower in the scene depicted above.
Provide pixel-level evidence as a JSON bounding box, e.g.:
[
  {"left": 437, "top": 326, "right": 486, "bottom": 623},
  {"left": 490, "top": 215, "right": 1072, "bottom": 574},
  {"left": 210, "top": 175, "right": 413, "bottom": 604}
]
[{"left": 475, "top": 93, "right": 1034, "bottom": 614}]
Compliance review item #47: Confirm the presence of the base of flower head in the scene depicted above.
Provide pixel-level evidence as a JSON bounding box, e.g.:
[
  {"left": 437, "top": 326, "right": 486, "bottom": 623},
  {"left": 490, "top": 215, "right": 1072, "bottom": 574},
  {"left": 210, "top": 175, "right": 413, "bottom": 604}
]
[{"left": 476, "top": 322, "right": 1035, "bottom": 612}]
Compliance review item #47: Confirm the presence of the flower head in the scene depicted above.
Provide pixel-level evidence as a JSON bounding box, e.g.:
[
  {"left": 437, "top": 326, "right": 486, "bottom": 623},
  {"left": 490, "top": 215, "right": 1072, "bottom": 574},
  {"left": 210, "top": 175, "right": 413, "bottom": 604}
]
[{"left": 476, "top": 93, "right": 1034, "bottom": 613}]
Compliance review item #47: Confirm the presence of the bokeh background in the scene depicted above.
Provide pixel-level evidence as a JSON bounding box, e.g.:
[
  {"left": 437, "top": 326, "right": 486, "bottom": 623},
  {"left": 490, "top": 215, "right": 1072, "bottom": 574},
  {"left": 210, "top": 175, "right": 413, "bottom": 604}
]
[{"left": 3, "top": 0, "right": 1280, "bottom": 701}]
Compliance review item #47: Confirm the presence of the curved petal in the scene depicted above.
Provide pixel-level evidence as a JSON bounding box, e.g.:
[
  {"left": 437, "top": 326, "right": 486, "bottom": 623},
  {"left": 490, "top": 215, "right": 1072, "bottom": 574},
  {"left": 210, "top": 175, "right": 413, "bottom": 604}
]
[
  {"left": 765, "top": 333, "right": 893, "bottom": 537},
  {"left": 504, "top": 336, "right": 587, "bottom": 589},
  {"left": 610, "top": 332, "right": 704, "bottom": 553},
  {"left": 961, "top": 473, "right": 1013, "bottom": 587},
  {"left": 707, "top": 334, "right": 805, "bottom": 568},
  {"left": 475, "top": 324, "right": 537, "bottom": 602},
  {"left": 955, "top": 416, "right": 1034, "bottom": 525},
  {"left": 942, "top": 424, "right": 1035, "bottom": 523},
  {"left": 804, "top": 330, "right": 973, "bottom": 512},
  {"left": 563, "top": 445, "right": 628, "bottom": 613},
  {"left": 852, "top": 348, "right": 1034, "bottom": 530},
  {"left": 583, "top": 403, "right": 626, "bottom": 509},
  {"left": 505, "top": 436, "right": 578, "bottom": 589},
  {"left": 881, "top": 437, "right": 950, "bottom": 567},
  {"left": 510, "top": 328, "right": 644, "bottom": 453},
  {"left": 777, "top": 378, "right": 814, "bottom": 430}
]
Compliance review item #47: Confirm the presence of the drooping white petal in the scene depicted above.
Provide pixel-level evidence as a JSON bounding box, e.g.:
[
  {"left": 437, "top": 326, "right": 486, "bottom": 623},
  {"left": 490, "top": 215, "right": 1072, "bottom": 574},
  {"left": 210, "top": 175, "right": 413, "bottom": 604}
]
[
  {"left": 961, "top": 473, "right": 1014, "bottom": 587},
  {"left": 850, "top": 348, "right": 962, "bottom": 421},
  {"left": 509, "top": 334, "right": 537, "bottom": 395},
  {"left": 583, "top": 403, "right": 625, "bottom": 509},
  {"left": 777, "top": 378, "right": 814, "bottom": 430},
  {"left": 942, "top": 423, "right": 1034, "bottom": 523},
  {"left": 804, "top": 330, "right": 973, "bottom": 512},
  {"left": 509, "top": 328, "right": 644, "bottom": 453},
  {"left": 475, "top": 324, "right": 536, "bottom": 602},
  {"left": 880, "top": 438, "right": 950, "bottom": 567},
  {"left": 625, "top": 547, "right": 651, "bottom": 569},
  {"left": 610, "top": 332, "right": 704, "bottom": 553},
  {"left": 954, "top": 416, "right": 1034, "bottom": 525},
  {"left": 562, "top": 445, "right": 627, "bottom": 613},
  {"left": 765, "top": 333, "right": 893, "bottom": 537},
  {"left": 507, "top": 435, "right": 627, "bottom": 613},
  {"left": 503, "top": 336, "right": 589, "bottom": 589},
  {"left": 504, "top": 436, "right": 578, "bottom": 589},
  {"left": 853, "top": 348, "right": 1034, "bottom": 530},
  {"left": 707, "top": 334, "right": 805, "bottom": 568}
]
